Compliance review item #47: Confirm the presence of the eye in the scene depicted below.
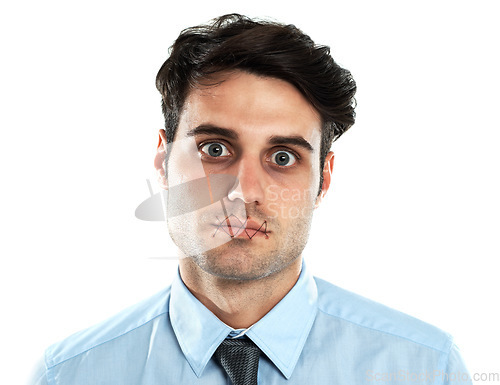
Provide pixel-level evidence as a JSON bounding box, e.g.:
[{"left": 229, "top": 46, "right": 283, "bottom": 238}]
[
  {"left": 270, "top": 150, "right": 297, "bottom": 167},
  {"left": 200, "top": 142, "right": 230, "bottom": 157}
]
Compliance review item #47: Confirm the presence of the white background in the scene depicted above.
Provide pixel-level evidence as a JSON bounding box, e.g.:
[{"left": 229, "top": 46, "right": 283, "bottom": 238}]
[{"left": 1, "top": 1, "right": 499, "bottom": 383}]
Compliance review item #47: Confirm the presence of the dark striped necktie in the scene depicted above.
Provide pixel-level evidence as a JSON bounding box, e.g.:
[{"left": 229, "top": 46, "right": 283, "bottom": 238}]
[{"left": 214, "top": 338, "right": 261, "bottom": 385}]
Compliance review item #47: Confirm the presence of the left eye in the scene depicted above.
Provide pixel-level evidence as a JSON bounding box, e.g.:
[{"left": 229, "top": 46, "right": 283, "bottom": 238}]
[
  {"left": 270, "top": 151, "right": 296, "bottom": 167},
  {"left": 200, "top": 142, "right": 230, "bottom": 157}
]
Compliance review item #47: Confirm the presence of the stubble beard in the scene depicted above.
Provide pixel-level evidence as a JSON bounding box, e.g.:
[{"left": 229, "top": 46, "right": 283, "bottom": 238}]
[{"left": 168, "top": 203, "right": 315, "bottom": 281}]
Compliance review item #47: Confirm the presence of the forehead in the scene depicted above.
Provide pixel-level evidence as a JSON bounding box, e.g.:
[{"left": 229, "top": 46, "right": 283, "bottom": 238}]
[{"left": 178, "top": 71, "right": 322, "bottom": 143}]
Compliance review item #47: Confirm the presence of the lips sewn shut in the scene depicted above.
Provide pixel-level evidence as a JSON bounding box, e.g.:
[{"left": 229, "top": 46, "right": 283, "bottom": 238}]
[{"left": 213, "top": 215, "right": 269, "bottom": 239}]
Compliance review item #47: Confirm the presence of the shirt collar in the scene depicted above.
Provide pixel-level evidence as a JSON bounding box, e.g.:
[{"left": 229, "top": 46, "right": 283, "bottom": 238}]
[{"left": 169, "top": 261, "right": 318, "bottom": 379}]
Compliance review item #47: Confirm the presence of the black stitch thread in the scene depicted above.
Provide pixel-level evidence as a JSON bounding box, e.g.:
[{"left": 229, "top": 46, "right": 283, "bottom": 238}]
[{"left": 213, "top": 215, "right": 269, "bottom": 239}]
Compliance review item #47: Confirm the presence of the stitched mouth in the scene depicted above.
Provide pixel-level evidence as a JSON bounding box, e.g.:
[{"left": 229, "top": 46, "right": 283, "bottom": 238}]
[{"left": 213, "top": 215, "right": 269, "bottom": 239}]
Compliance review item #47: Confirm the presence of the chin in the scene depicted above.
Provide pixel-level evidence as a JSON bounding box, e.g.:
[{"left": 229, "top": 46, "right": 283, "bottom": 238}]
[
  {"left": 196, "top": 246, "right": 293, "bottom": 282},
  {"left": 202, "top": 252, "right": 265, "bottom": 281}
]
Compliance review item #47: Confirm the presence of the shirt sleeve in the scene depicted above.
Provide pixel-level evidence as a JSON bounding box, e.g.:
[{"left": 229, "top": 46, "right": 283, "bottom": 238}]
[
  {"left": 27, "top": 356, "right": 49, "bottom": 385},
  {"left": 443, "top": 343, "right": 473, "bottom": 385}
]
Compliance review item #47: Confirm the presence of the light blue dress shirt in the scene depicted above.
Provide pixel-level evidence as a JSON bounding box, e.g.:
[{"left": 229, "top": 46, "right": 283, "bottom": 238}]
[{"left": 31, "top": 263, "right": 472, "bottom": 384}]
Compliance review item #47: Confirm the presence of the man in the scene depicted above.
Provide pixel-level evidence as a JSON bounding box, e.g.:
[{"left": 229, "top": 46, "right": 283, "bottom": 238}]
[{"left": 31, "top": 14, "right": 472, "bottom": 384}]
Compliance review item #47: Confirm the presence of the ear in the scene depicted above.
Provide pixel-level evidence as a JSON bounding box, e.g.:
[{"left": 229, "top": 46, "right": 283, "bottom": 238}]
[
  {"left": 154, "top": 129, "right": 169, "bottom": 190},
  {"left": 315, "top": 151, "right": 334, "bottom": 208}
]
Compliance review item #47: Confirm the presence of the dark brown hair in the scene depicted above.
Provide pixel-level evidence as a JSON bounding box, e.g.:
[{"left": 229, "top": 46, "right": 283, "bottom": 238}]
[{"left": 156, "top": 14, "right": 357, "bottom": 194}]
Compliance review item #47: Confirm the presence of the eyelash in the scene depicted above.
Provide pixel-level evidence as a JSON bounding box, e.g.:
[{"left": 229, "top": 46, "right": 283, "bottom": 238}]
[
  {"left": 197, "top": 141, "right": 301, "bottom": 168},
  {"left": 267, "top": 149, "right": 299, "bottom": 168},
  {"left": 198, "top": 140, "right": 232, "bottom": 160}
]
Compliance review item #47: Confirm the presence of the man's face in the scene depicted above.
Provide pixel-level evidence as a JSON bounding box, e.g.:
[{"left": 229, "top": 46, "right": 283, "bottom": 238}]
[{"left": 158, "top": 71, "right": 332, "bottom": 281}]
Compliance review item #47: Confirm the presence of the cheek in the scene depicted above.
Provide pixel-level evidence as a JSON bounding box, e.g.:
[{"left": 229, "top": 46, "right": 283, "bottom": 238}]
[
  {"left": 166, "top": 139, "right": 207, "bottom": 185},
  {"left": 266, "top": 186, "right": 317, "bottom": 221},
  {"left": 271, "top": 166, "right": 320, "bottom": 197}
]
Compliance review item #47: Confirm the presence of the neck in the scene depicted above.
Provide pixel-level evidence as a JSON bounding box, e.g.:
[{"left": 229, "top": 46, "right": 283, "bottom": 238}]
[{"left": 178, "top": 257, "right": 302, "bottom": 329}]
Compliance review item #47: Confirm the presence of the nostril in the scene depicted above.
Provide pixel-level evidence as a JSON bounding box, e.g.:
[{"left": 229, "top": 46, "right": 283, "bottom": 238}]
[{"left": 226, "top": 162, "right": 266, "bottom": 204}]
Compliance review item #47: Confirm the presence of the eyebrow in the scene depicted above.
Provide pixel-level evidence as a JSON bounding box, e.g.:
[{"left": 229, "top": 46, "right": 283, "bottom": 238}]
[
  {"left": 185, "top": 124, "right": 314, "bottom": 152},
  {"left": 186, "top": 124, "right": 239, "bottom": 140},
  {"left": 268, "top": 135, "right": 314, "bottom": 152}
]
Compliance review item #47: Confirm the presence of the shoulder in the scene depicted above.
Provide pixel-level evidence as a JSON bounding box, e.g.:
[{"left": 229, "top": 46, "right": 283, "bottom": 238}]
[
  {"left": 44, "top": 286, "right": 172, "bottom": 369},
  {"left": 314, "top": 276, "right": 453, "bottom": 354}
]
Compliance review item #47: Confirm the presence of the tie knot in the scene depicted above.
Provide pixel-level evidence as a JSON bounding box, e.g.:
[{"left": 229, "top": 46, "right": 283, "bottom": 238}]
[{"left": 215, "top": 338, "right": 261, "bottom": 385}]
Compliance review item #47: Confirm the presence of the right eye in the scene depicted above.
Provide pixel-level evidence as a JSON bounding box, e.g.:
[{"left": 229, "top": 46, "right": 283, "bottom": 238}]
[{"left": 200, "top": 142, "right": 230, "bottom": 158}]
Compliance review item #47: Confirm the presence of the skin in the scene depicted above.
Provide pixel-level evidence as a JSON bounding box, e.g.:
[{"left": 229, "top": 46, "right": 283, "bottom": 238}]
[{"left": 154, "top": 71, "right": 334, "bottom": 328}]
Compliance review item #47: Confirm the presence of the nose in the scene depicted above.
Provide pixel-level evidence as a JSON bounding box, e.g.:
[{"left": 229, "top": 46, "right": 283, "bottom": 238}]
[{"left": 227, "top": 156, "right": 266, "bottom": 205}]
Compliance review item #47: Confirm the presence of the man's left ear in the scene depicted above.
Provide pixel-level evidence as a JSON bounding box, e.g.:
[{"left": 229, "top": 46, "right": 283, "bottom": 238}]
[{"left": 315, "top": 151, "right": 334, "bottom": 208}]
